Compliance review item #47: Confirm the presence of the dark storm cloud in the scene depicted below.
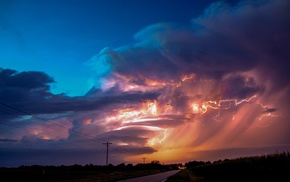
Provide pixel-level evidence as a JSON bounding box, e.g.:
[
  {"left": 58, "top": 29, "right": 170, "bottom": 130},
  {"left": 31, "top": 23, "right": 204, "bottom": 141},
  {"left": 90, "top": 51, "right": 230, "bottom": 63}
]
[
  {"left": 95, "top": 0, "right": 290, "bottom": 88},
  {"left": 0, "top": 138, "right": 18, "bottom": 142},
  {"left": 261, "top": 107, "right": 277, "bottom": 113},
  {"left": 0, "top": 68, "right": 54, "bottom": 103},
  {"left": 0, "top": 68, "right": 159, "bottom": 116},
  {"left": 220, "top": 74, "right": 264, "bottom": 99},
  {"left": 95, "top": 129, "right": 158, "bottom": 155},
  {"left": 19, "top": 90, "right": 159, "bottom": 114},
  {"left": 112, "top": 145, "right": 157, "bottom": 155},
  {"left": 97, "top": 20, "right": 255, "bottom": 82},
  {"left": 0, "top": 68, "right": 160, "bottom": 147},
  {"left": 0, "top": 68, "right": 54, "bottom": 90},
  {"left": 194, "top": 0, "right": 290, "bottom": 90},
  {"left": 97, "top": 127, "right": 154, "bottom": 143}
]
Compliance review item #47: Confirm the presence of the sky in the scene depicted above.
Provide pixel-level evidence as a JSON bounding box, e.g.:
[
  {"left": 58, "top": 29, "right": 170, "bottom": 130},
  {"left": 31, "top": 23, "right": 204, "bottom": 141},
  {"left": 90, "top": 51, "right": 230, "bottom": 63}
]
[{"left": 0, "top": 0, "right": 290, "bottom": 167}]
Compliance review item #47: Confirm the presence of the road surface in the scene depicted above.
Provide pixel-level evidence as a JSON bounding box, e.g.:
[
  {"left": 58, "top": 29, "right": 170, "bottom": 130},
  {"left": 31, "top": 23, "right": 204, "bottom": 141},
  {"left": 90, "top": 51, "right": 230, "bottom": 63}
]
[{"left": 118, "top": 170, "right": 180, "bottom": 182}]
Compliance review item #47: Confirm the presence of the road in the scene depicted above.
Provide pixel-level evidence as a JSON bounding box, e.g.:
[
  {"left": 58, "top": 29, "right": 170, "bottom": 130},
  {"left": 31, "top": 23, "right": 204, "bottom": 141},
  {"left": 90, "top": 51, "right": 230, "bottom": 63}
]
[{"left": 118, "top": 170, "right": 180, "bottom": 182}]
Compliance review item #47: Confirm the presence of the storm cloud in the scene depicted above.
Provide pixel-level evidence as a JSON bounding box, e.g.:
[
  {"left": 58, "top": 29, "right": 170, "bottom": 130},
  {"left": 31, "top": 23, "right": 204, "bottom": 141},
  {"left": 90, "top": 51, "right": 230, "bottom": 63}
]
[{"left": 1, "top": 0, "right": 290, "bottom": 166}]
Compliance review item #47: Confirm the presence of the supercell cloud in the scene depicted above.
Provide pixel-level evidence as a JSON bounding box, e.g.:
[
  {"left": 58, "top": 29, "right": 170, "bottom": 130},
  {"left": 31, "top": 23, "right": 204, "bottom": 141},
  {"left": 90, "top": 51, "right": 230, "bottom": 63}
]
[{"left": 1, "top": 0, "right": 290, "bottom": 166}]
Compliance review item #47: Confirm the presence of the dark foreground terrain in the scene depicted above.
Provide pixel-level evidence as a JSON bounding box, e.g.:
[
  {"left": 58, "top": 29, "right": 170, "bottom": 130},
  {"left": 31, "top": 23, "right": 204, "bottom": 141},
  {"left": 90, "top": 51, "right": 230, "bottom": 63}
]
[
  {"left": 2, "top": 153, "right": 289, "bottom": 182},
  {"left": 0, "top": 161, "right": 178, "bottom": 182},
  {"left": 167, "top": 152, "right": 290, "bottom": 182}
]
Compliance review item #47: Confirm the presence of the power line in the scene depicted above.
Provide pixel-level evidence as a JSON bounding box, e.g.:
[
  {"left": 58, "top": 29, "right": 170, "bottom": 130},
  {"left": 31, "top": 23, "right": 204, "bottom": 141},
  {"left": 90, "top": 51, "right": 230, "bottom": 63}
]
[
  {"left": 0, "top": 108, "right": 70, "bottom": 139},
  {"left": 0, "top": 103, "right": 141, "bottom": 155},
  {"left": 0, "top": 102, "right": 98, "bottom": 139},
  {"left": 0, "top": 122, "right": 27, "bottom": 130},
  {"left": 0, "top": 108, "right": 21, "bottom": 118},
  {"left": 0, "top": 102, "right": 155, "bottom": 163},
  {"left": 0, "top": 102, "right": 149, "bottom": 155},
  {"left": 103, "top": 141, "right": 112, "bottom": 166},
  {"left": 142, "top": 157, "right": 147, "bottom": 164}
]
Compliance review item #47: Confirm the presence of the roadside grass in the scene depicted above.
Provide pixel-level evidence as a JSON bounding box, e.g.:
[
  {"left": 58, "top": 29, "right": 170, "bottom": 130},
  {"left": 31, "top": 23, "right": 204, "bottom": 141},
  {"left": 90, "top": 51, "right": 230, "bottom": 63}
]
[
  {"left": 180, "top": 152, "right": 290, "bottom": 182},
  {"left": 81, "top": 169, "right": 166, "bottom": 182},
  {"left": 0, "top": 169, "right": 167, "bottom": 182},
  {"left": 0, "top": 161, "right": 178, "bottom": 182},
  {"left": 166, "top": 169, "right": 203, "bottom": 182}
]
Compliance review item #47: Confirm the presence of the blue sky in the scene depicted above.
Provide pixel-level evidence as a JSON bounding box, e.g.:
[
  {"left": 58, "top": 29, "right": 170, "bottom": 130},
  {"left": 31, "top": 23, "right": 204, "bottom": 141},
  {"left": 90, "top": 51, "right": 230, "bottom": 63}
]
[
  {"left": 1, "top": 0, "right": 290, "bottom": 167},
  {"left": 0, "top": 0, "right": 229, "bottom": 96}
]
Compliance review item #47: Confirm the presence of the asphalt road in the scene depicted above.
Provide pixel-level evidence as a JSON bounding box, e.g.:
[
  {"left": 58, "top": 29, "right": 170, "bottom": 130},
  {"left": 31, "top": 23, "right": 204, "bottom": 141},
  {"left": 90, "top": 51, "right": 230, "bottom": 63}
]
[{"left": 118, "top": 170, "right": 180, "bottom": 182}]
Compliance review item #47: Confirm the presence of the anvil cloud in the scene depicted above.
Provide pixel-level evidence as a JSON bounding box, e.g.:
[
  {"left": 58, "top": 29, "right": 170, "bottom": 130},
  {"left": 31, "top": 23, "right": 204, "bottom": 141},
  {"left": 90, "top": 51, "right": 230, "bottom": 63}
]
[{"left": 1, "top": 0, "right": 290, "bottom": 167}]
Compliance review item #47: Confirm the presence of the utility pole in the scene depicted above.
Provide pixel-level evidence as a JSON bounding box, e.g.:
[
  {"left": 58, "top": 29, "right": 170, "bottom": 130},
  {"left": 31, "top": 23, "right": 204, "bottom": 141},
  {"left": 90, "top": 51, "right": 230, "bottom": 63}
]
[
  {"left": 103, "top": 141, "right": 112, "bottom": 166},
  {"left": 142, "top": 157, "right": 147, "bottom": 164}
]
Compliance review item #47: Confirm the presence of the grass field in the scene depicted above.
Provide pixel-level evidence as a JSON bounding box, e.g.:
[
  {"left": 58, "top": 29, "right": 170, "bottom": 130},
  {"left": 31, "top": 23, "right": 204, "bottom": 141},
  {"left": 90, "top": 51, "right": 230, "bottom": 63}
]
[
  {"left": 0, "top": 161, "right": 178, "bottom": 182},
  {"left": 0, "top": 168, "right": 170, "bottom": 182},
  {"left": 167, "top": 152, "right": 290, "bottom": 182}
]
